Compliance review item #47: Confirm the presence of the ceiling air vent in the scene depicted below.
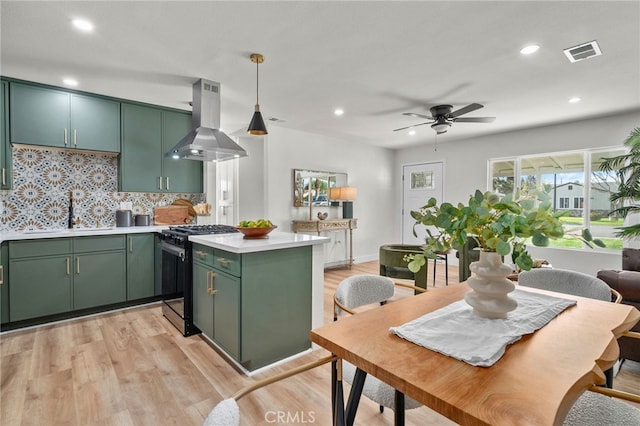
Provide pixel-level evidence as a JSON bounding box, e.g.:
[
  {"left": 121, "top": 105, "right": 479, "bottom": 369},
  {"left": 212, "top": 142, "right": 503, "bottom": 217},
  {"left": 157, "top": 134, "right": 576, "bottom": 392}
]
[{"left": 563, "top": 40, "right": 602, "bottom": 63}]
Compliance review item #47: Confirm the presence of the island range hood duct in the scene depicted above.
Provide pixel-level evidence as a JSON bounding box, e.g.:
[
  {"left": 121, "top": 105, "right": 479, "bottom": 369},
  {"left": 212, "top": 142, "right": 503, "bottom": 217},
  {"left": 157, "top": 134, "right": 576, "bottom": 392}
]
[{"left": 167, "top": 79, "right": 247, "bottom": 162}]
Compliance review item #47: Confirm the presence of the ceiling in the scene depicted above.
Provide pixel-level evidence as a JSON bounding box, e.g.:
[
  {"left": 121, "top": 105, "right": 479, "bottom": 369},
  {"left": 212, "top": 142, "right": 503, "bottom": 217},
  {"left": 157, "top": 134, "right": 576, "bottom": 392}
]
[{"left": 1, "top": 1, "right": 639, "bottom": 149}]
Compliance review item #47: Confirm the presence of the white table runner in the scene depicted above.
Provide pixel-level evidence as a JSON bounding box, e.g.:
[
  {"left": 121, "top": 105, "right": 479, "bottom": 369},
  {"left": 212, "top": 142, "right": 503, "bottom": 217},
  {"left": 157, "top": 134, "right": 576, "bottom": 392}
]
[{"left": 389, "top": 289, "right": 577, "bottom": 367}]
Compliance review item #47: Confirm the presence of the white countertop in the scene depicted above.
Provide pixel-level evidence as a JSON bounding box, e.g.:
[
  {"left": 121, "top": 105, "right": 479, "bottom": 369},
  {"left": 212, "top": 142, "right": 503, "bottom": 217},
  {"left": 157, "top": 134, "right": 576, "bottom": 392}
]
[
  {"left": 189, "top": 230, "right": 329, "bottom": 254},
  {"left": 0, "top": 226, "right": 168, "bottom": 243}
]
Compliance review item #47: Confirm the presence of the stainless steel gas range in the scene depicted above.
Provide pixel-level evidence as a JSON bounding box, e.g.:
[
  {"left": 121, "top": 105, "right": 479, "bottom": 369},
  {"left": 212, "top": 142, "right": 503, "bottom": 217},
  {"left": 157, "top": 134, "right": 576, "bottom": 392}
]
[{"left": 158, "top": 224, "right": 239, "bottom": 336}]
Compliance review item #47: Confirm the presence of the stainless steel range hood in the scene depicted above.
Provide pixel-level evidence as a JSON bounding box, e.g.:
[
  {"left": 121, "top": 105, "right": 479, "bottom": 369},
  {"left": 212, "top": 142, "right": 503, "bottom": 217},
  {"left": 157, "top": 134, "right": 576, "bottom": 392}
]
[{"left": 166, "top": 79, "right": 247, "bottom": 162}]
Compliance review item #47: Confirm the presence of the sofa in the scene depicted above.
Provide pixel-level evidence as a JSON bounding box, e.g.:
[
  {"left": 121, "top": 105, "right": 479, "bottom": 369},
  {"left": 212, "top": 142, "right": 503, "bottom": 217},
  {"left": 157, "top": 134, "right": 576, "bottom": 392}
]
[{"left": 597, "top": 248, "right": 640, "bottom": 362}]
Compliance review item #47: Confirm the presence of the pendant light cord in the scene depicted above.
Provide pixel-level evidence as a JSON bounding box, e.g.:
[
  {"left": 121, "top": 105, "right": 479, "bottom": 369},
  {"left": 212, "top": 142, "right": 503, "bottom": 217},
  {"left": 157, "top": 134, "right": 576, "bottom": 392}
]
[{"left": 256, "top": 59, "right": 259, "bottom": 105}]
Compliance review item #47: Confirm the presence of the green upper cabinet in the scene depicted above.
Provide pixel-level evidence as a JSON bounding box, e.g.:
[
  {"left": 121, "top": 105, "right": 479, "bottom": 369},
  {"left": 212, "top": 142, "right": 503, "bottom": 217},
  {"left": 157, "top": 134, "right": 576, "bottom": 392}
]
[
  {"left": 10, "top": 83, "right": 68, "bottom": 148},
  {"left": 10, "top": 82, "right": 120, "bottom": 152},
  {"left": 120, "top": 103, "right": 163, "bottom": 192},
  {"left": 1, "top": 80, "right": 11, "bottom": 189},
  {"left": 120, "top": 103, "right": 202, "bottom": 193},
  {"left": 69, "top": 94, "right": 120, "bottom": 152},
  {"left": 162, "top": 111, "right": 203, "bottom": 193}
]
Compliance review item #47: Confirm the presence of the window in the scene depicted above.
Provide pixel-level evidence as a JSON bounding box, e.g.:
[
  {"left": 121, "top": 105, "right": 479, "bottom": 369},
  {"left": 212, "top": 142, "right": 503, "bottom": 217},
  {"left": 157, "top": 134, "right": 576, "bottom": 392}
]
[
  {"left": 490, "top": 160, "right": 515, "bottom": 196},
  {"left": 489, "top": 147, "right": 625, "bottom": 251}
]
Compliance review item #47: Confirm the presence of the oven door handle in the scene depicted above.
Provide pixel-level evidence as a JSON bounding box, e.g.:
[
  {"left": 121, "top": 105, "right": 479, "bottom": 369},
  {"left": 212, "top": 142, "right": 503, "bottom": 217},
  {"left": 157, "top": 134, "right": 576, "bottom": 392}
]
[{"left": 161, "top": 240, "right": 186, "bottom": 260}]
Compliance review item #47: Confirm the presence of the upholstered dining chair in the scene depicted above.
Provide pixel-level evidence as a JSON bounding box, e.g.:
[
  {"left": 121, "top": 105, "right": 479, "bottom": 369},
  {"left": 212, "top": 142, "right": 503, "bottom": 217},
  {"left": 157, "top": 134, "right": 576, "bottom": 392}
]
[
  {"left": 517, "top": 268, "right": 622, "bottom": 388},
  {"left": 563, "top": 385, "right": 640, "bottom": 425},
  {"left": 517, "top": 268, "right": 622, "bottom": 303},
  {"left": 203, "top": 355, "right": 337, "bottom": 426},
  {"left": 333, "top": 274, "right": 426, "bottom": 417},
  {"left": 518, "top": 268, "right": 640, "bottom": 424}
]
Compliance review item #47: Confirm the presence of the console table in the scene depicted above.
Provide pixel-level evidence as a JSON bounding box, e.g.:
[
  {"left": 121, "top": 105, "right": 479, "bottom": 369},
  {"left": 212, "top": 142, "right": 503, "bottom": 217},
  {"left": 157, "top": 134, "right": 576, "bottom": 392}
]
[{"left": 292, "top": 219, "right": 357, "bottom": 268}]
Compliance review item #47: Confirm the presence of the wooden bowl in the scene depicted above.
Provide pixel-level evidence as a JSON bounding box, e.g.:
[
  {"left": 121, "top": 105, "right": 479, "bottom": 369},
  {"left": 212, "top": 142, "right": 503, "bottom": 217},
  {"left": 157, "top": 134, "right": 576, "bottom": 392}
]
[{"left": 235, "top": 225, "right": 277, "bottom": 239}]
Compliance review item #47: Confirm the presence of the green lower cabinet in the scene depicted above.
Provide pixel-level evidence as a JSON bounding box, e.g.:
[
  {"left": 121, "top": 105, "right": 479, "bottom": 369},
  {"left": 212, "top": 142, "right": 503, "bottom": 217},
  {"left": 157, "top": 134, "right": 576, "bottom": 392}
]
[
  {"left": 193, "top": 261, "right": 240, "bottom": 361},
  {"left": 241, "top": 247, "right": 312, "bottom": 370},
  {"left": 192, "top": 244, "right": 312, "bottom": 371},
  {"left": 211, "top": 269, "right": 240, "bottom": 360},
  {"left": 193, "top": 261, "right": 215, "bottom": 338},
  {"left": 73, "top": 251, "right": 126, "bottom": 310},
  {"left": 126, "top": 234, "right": 155, "bottom": 300},
  {"left": 8, "top": 236, "right": 127, "bottom": 322},
  {"left": 1, "top": 244, "right": 9, "bottom": 324},
  {"left": 10, "top": 255, "right": 73, "bottom": 322}
]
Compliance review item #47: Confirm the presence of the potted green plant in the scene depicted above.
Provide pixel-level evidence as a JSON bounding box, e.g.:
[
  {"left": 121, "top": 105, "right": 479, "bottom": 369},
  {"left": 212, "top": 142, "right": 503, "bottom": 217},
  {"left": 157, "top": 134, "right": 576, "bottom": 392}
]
[
  {"left": 599, "top": 127, "right": 640, "bottom": 239},
  {"left": 406, "top": 190, "right": 567, "bottom": 272},
  {"left": 406, "top": 189, "right": 566, "bottom": 318}
]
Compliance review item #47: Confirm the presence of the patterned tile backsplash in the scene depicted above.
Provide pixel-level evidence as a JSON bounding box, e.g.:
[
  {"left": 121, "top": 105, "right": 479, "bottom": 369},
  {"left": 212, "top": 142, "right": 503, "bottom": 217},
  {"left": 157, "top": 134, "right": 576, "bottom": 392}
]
[{"left": 0, "top": 146, "right": 204, "bottom": 231}]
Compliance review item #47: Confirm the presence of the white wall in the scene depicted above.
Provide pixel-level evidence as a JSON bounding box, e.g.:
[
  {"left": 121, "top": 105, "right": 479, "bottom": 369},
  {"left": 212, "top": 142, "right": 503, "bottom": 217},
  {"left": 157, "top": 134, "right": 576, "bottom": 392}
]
[
  {"left": 239, "top": 125, "right": 398, "bottom": 264},
  {"left": 233, "top": 110, "right": 638, "bottom": 271},
  {"left": 395, "top": 109, "right": 640, "bottom": 274}
]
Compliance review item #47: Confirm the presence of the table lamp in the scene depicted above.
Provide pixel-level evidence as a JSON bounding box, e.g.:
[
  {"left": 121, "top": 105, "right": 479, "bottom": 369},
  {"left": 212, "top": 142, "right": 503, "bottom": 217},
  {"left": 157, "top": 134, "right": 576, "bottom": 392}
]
[{"left": 329, "top": 186, "right": 357, "bottom": 219}]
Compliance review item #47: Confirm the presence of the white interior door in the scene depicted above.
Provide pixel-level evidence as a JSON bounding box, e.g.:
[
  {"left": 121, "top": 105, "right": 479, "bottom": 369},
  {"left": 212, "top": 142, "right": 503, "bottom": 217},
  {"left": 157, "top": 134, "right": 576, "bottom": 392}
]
[{"left": 402, "top": 162, "right": 444, "bottom": 244}]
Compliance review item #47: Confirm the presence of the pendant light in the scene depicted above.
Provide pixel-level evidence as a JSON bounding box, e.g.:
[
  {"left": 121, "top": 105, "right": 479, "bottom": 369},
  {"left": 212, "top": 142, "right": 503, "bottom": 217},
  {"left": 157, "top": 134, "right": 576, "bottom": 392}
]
[{"left": 247, "top": 53, "right": 268, "bottom": 135}]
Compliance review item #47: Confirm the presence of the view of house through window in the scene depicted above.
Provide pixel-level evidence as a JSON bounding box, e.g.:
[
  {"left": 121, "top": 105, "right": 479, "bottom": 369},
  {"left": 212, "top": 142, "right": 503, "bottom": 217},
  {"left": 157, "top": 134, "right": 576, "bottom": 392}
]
[{"left": 489, "top": 147, "right": 625, "bottom": 251}]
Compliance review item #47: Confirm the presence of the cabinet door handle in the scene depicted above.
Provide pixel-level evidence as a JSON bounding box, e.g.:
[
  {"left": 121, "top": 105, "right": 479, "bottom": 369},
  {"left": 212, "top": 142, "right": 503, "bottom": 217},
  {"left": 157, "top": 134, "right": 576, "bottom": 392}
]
[
  {"left": 128, "top": 237, "right": 133, "bottom": 253},
  {"left": 0, "top": 264, "right": 3, "bottom": 285},
  {"left": 76, "top": 257, "right": 80, "bottom": 274},
  {"left": 209, "top": 271, "right": 218, "bottom": 296},
  {"left": 165, "top": 177, "right": 170, "bottom": 190},
  {"left": 66, "top": 257, "right": 70, "bottom": 275},
  {"left": 64, "top": 128, "right": 68, "bottom": 146},
  {"left": 73, "top": 129, "right": 77, "bottom": 147},
  {"left": 2, "top": 167, "right": 5, "bottom": 186},
  {"left": 158, "top": 176, "right": 163, "bottom": 190}
]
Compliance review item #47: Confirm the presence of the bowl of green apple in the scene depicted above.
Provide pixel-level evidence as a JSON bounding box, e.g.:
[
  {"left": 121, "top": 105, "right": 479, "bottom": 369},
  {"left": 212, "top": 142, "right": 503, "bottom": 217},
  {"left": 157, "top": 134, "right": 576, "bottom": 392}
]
[{"left": 236, "top": 219, "right": 277, "bottom": 239}]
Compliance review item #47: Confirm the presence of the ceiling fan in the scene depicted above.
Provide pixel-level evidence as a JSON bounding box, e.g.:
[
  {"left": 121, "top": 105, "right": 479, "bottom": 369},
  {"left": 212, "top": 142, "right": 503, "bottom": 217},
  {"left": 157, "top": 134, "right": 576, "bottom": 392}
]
[{"left": 393, "top": 103, "right": 496, "bottom": 134}]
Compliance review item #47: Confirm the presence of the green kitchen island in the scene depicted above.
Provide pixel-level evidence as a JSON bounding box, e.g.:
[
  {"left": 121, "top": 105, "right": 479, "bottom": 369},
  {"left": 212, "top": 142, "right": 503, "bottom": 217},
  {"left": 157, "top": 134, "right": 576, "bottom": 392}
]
[{"left": 189, "top": 230, "right": 329, "bottom": 374}]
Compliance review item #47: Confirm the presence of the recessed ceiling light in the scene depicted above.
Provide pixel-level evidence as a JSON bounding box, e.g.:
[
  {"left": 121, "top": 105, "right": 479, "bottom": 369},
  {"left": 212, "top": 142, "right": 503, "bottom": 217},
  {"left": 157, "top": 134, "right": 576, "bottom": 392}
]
[
  {"left": 334, "top": 108, "right": 344, "bottom": 116},
  {"left": 72, "top": 18, "right": 94, "bottom": 32},
  {"left": 520, "top": 44, "right": 540, "bottom": 55},
  {"left": 63, "top": 78, "right": 78, "bottom": 87},
  {"left": 568, "top": 97, "right": 582, "bottom": 103},
  {"left": 408, "top": 130, "right": 416, "bottom": 136}
]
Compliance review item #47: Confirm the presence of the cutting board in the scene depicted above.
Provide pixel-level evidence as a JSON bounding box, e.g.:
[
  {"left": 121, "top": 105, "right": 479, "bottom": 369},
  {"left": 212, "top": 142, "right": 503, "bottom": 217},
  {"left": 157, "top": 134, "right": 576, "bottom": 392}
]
[{"left": 154, "top": 206, "right": 191, "bottom": 225}]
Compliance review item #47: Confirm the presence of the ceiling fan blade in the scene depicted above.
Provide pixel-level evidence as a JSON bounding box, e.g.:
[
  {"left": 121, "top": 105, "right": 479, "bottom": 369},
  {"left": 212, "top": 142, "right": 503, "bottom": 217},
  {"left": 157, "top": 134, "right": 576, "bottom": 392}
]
[
  {"left": 402, "top": 112, "right": 434, "bottom": 120},
  {"left": 454, "top": 117, "right": 496, "bottom": 123},
  {"left": 448, "top": 103, "right": 484, "bottom": 118},
  {"left": 393, "top": 121, "right": 434, "bottom": 132}
]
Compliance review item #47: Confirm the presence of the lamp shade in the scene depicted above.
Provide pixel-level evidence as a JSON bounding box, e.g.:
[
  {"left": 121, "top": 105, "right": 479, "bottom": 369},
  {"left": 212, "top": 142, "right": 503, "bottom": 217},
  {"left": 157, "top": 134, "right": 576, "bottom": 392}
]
[
  {"left": 340, "top": 186, "right": 357, "bottom": 201},
  {"left": 329, "top": 186, "right": 357, "bottom": 201},
  {"left": 248, "top": 104, "right": 267, "bottom": 135}
]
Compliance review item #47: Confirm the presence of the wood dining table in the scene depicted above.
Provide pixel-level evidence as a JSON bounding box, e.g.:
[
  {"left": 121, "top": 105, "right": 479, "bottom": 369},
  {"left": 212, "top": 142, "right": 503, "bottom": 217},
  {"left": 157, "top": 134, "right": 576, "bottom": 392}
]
[{"left": 310, "top": 282, "right": 640, "bottom": 426}]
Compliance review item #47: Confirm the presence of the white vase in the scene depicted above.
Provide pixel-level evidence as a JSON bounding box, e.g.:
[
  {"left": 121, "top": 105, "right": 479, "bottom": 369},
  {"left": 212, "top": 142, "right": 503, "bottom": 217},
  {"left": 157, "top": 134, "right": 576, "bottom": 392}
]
[{"left": 464, "top": 251, "right": 517, "bottom": 319}]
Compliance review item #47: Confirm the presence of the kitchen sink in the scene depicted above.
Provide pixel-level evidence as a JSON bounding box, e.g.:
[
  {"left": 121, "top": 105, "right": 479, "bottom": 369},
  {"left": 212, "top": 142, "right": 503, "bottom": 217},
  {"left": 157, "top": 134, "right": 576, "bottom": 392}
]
[{"left": 21, "top": 229, "right": 67, "bottom": 234}]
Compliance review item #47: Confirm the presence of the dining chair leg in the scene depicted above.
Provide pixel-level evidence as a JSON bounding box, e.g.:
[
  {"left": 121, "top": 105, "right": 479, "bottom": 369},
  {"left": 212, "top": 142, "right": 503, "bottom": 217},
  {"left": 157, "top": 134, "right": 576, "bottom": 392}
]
[
  {"left": 332, "top": 359, "right": 345, "bottom": 426},
  {"left": 345, "top": 368, "right": 366, "bottom": 426},
  {"left": 604, "top": 367, "right": 614, "bottom": 388},
  {"left": 444, "top": 252, "right": 449, "bottom": 285},
  {"left": 394, "top": 390, "right": 405, "bottom": 426}
]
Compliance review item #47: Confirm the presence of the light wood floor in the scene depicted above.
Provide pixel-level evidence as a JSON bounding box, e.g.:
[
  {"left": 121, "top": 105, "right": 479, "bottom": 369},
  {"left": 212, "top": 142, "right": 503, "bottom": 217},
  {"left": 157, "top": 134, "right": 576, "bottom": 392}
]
[{"left": 2, "top": 261, "right": 639, "bottom": 425}]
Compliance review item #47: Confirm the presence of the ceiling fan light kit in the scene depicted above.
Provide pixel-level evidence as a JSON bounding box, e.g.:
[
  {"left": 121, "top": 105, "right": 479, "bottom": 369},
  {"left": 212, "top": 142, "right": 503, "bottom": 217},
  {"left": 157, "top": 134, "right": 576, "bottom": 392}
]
[
  {"left": 247, "top": 53, "right": 268, "bottom": 135},
  {"left": 394, "top": 103, "right": 496, "bottom": 134}
]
